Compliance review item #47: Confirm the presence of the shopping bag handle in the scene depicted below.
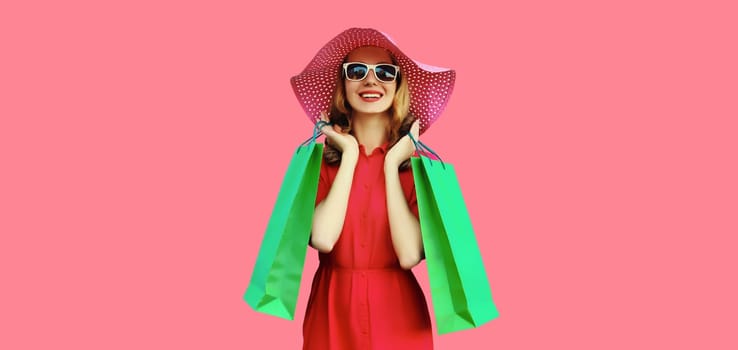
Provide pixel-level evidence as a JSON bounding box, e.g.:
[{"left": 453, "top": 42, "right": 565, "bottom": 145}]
[
  {"left": 407, "top": 133, "right": 446, "bottom": 169},
  {"left": 299, "top": 120, "right": 333, "bottom": 149}
]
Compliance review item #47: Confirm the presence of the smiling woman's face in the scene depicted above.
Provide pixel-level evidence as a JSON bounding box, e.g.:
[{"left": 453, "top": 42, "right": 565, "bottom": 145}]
[{"left": 343, "top": 46, "right": 397, "bottom": 115}]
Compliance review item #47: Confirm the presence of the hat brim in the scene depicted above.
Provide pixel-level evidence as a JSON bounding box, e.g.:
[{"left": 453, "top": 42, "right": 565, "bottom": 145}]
[{"left": 290, "top": 28, "right": 455, "bottom": 135}]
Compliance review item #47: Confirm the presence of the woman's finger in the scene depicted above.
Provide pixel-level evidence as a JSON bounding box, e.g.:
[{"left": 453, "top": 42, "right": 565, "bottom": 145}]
[
  {"left": 319, "top": 111, "right": 332, "bottom": 134},
  {"left": 411, "top": 120, "right": 420, "bottom": 137}
]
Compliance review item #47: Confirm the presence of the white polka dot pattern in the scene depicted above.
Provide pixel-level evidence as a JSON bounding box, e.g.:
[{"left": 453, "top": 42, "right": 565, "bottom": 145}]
[{"left": 290, "top": 28, "right": 455, "bottom": 135}]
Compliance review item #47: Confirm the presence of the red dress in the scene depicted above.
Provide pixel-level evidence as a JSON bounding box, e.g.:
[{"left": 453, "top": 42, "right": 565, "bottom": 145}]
[{"left": 303, "top": 144, "right": 433, "bottom": 350}]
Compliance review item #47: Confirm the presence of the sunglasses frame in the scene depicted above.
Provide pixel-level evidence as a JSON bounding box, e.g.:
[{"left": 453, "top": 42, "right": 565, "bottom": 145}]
[{"left": 342, "top": 62, "right": 400, "bottom": 83}]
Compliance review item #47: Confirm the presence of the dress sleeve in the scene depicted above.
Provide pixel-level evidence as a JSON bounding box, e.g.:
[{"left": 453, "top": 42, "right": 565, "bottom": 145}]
[
  {"left": 402, "top": 168, "right": 419, "bottom": 219},
  {"left": 403, "top": 167, "right": 423, "bottom": 260},
  {"left": 314, "top": 158, "right": 331, "bottom": 207}
]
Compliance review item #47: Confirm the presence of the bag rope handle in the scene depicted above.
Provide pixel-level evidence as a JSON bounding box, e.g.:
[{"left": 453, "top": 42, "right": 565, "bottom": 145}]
[
  {"left": 407, "top": 133, "right": 446, "bottom": 169},
  {"left": 299, "top": 120, "right": 333, "bottom": 148}
]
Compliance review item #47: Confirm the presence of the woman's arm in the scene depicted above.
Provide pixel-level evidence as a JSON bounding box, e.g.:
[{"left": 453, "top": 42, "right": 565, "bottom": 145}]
[
  {"left": 384, "top": 164, "right": 423, "bottom": 269},
  {"left": 385, "top": 120, "right": 423, "bottom": 269},
  {"left": 311, "top": 113, "right": 359, "bottom": 252},
  {"left": 311, "top": 150, "right": 357, "bottom": 252}
]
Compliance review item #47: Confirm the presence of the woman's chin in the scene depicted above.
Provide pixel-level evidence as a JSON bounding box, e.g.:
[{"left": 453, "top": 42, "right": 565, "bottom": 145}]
[{"left": 352, "top": 104, "right": 392, "bottom": 115}]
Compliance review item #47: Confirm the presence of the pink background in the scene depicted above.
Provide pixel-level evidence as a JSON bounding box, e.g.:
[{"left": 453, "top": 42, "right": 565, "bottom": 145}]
[{"left": 2, "top": 0, "right": 736, "bottom": 349}]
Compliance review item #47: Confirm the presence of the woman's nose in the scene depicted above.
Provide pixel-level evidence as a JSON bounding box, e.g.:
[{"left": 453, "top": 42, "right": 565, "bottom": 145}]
[{"left": 363, "top": 69, "right": 379, "bottom": 85}]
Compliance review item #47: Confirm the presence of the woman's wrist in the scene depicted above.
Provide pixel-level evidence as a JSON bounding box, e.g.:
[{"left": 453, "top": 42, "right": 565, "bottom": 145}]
[
  {"left": 341, "top": 149, "right": 359, "bottom": 166},
  {"left": 384, "top": 159, "right": 401, "bottom": 173},
  {"left": 384, "top": 150, "right": 406, "bottom": 170}
]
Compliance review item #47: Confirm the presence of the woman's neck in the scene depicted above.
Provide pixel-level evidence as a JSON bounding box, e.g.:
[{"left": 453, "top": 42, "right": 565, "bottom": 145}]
[{"left": 351, "top": 112, "right": 390, "bottom": 153}]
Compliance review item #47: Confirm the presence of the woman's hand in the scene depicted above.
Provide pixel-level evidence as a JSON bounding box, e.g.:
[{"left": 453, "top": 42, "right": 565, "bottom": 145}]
[
  {"left": 385, "top": 120, "right": 420, "bottom": 169},
  {"left": 319, "top": 112, "right": 358, "bottom": 156}
]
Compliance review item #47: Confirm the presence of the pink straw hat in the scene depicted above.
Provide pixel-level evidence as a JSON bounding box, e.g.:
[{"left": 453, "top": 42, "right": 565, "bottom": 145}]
[{"left": 290, "top": 28, "right": 455, "bottom": 134}]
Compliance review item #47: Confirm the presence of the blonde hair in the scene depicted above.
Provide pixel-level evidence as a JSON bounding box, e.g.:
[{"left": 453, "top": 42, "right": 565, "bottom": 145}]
[{"left": 324, "top": 56, "right": 415, "bottom": 169}]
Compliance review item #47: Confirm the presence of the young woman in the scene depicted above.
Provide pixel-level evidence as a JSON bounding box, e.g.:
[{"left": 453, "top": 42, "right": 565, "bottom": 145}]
[{"left": 290, "top": 28, "right": 455, "bottom": 350}]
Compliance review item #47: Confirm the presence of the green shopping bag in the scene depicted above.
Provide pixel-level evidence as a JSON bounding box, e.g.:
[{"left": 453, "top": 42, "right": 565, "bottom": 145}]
[
  {"left": 410, "top": 136, "right": 499, "bottom": 334},
  {"left": 244, "top": 126, "right": 325, "bottom": 320}
]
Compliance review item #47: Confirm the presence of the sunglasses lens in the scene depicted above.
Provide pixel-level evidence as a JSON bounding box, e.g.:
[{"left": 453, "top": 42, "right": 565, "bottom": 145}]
[
  {"left": 346, "top": 63, "right": 368, "bottom": 81},
  {"left": 375, "top": 65, "right": 397, "bottom": 82}
]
